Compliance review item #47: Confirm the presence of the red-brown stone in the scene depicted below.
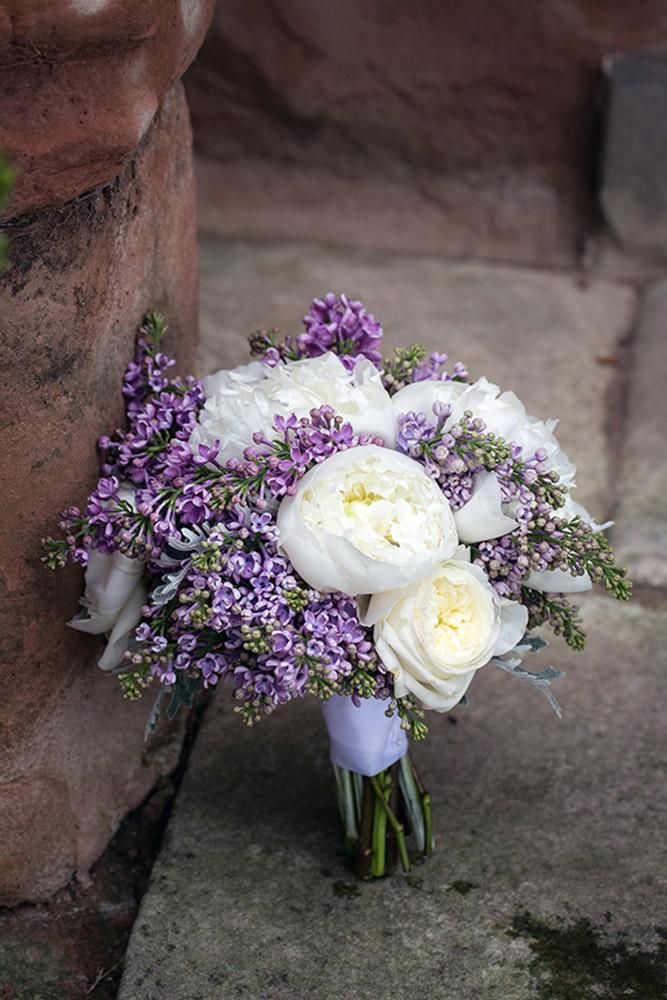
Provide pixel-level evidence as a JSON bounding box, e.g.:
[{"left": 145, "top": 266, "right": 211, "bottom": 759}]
[
  {"left": 0, "top": 0, "right": 215, "bottom": 218},
  {"left": 0, "top": 82, "right": 198, "bottom": 905},
  {"left": 185, "top": 0, "right": 667, "bottom": 264}
]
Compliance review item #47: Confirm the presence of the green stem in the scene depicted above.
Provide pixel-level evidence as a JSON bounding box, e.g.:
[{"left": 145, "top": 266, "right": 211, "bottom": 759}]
[
  {"left": 370, "top": 774, "right": 411, "bottom": 874},
  {"left": 371, "top": 775, "right": 387, "bottom": 877},
  {"left": 422, "top": 793, "right": 433, "bottom": 858},
  {"left": 355, "top": 777, "right": 374, "bottom": 880}
]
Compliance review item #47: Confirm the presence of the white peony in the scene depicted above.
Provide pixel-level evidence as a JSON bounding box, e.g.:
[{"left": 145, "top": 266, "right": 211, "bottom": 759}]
[
  {"left": 68, "top": 548, "right": 146, "bottom": 671},
  {"left": 393, "top": 376, "right": 577, "bottom": 487},
  {"left": 365, "top": 552, "right": 528, "bottom": 711},
  {"left": 190, "top": 352, "right": 396, "bottom": 462},
  {"left": 276, "top": 445, "right": 459, "bottom": 596}
]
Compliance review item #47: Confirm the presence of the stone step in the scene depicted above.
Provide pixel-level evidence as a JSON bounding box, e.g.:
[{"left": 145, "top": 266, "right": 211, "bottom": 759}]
[{"left": 118, "top": 595, "right": 666, "bottom": 1000}]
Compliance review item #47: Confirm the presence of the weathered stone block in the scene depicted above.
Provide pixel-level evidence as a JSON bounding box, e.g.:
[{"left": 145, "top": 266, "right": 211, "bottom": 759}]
[
  {"left": 0, "top": 0, "right": 215, "bottom": 218},
  {"left": 601, "top": 49, "right": 667, "bottom": 253},
  {"left": 186, "top": 0, "right": 667, "bottom": 264},
  {"left": 0, "top": 82, "right": 198, "bottom": 905}
]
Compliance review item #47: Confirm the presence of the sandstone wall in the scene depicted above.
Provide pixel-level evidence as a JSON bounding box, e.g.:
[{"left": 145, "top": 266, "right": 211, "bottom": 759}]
[
  {"left": 0, "top": 1, "right": 214, "bottom": 905},
  {"left": 185, "top": 0, "right": 667, "bottom": 264}
]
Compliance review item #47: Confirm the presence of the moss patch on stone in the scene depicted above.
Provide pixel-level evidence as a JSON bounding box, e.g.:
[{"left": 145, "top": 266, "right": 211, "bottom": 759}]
[{"left": 510, "top": 911, "right": 667, "bottom": 1000}]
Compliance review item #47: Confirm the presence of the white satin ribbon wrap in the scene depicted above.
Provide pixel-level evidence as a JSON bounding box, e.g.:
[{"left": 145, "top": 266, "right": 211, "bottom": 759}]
[{"left": 321, "top": 694, "right": 408, "bottom": 777}]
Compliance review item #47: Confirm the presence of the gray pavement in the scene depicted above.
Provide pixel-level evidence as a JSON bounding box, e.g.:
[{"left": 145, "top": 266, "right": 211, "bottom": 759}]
[
  {"left": 118, "top": 239, "right": 665, "bottom": 999},
  {"left": 613, "top": 279, "right": 667, "bottom": 587},
  {"left": 118, "top": 597, "right": 666, "bottom": 1000}
]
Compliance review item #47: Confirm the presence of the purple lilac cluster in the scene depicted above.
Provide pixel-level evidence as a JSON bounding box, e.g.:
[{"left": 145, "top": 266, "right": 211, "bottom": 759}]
[
  {"left": 395, "top": 396, "right": 628, "bottom": 648},
  {"left": 299, "top": 293, "right": 383, "bottom": 370},
  {"left": 412, "top": 351, "right": 469, "bottom": 384},
  {"left": 220, "top": 406, "right": 383, "bottom": 508},
  {"left": 396, "top": 404, "right": 480, "bottom": 510},
  {"left": 250, "top": 293, "right": 384, "bottom": 371},
  {"left": 49, "top": 317, "right": 208, "bottom": 566},
  {"left": 101, "top": 315, "right": 205, "bottom": 487},
  {"left": 476, "top": 450, "right": 565, "bottom": 598},
  {"left": 130, "top": 506, "right": 384, "bottom": 720},
  {"left": 395, "top": 405, "right": 569, "bottom": 596}
]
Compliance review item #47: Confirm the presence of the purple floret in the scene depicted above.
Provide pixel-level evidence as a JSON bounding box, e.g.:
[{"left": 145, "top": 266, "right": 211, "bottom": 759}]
[{"left": 299, "top": 292, "right": 383, "bottom": 370}]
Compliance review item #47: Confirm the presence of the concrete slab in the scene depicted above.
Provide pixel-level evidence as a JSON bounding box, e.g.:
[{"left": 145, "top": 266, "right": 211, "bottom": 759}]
[
  {"left": 118, "top": 595, "right": 666, "bottom": 1000},
  {"left": 197, "top": 237, "right": 635, "bottom": 518}
]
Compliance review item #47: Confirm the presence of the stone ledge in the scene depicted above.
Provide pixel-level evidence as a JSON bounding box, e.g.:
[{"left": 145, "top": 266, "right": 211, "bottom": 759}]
[{"left": 117, "top": 596, "right": 667, "bottom": 999}]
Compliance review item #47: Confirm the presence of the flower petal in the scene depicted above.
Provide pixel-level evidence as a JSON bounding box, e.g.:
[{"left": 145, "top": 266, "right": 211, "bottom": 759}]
[
  {"left": 493, "top": 599, "right": 529, "bottom": 657},
  {"left": 98, "top": 582, "right": 147, "bottom": 672},
  {"left": 68, "top": 549, "right": 144, "bottom": 635},
  {"left": 524, "top": 568, "right": 592, "bottom": 594},
  {"left": 453, "top": 471, "right": 519, "bottom": 544}
]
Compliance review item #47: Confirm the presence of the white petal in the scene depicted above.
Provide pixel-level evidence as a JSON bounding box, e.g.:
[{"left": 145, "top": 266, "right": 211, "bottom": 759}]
[
  {"left": 68, "top": 549, "right": 144, "bottom": 634},
  {"left": 561, "top": 496, "right": 613, "bottom": 532},
  {"left": 392, "top": 379, "right": 467, "bottom": 420},
  {"left": 98, "top": 582, "right": 147, "bottom": 672},
  {"left": 524, "top": 568, "right": 592, "bottom": 594},
  {"left": 493, "top": 599, "right": 529, "bottom": 657},
  {"left": 453, "top": 471, "right": 519, "bottom": 544},
  {"left": 202, "top": 360, "right": 265, "bottom": 397}
]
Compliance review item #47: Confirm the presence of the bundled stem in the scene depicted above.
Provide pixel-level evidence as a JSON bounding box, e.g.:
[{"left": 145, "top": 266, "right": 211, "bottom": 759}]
[{"left": 333, "top": 756, "right": 433, "bottom": 878}]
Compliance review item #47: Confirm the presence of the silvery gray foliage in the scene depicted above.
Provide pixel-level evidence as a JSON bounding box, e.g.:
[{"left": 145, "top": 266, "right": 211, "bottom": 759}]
[
  {"left": 152, "top": 523, "right": 211, "bottom": 606},
  {"left": 144, "top": 686, "right": 170, "bottom": 741},
  {"left": 491, "top": 634, "right": 564, "bottom": 718}
]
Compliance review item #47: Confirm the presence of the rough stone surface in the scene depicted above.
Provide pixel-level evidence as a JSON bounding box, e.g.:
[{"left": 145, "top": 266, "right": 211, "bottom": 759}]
[
  {"left": 0, "top": 0, "right": 215, "bottom": 218},
  {"left": 613, "top": 280, "right": 667, "bottom": 586},
  {"left": 118, "top": 595, "right": 667, "bottom": 999},
  {"left": 601, "top": 49, "right": 667, "bottom": 254},
  {"left": 0, "top": 83, "right": 198, "bottom": 906},
  {"left": 196, "top": 237, "right": 635, "bottom": 518},
  {"left": 186, "top": 0, "right": 667, "bottom": 264}
]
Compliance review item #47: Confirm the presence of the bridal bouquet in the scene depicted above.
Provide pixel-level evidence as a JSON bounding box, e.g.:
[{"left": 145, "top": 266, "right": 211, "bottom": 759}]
[{"left": 44, "top": 297, "right": 630, "bottom": 878}]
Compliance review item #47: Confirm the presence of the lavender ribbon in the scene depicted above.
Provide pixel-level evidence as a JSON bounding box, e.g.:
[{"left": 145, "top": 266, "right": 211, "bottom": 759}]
[{"left": 320, "top": 694, "right": 408, "bottom": 777}]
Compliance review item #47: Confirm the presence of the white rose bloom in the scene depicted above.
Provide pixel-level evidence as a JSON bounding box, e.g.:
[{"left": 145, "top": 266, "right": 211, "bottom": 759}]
[
  {"left": 365, "top": 553, "right": 528, "bottom": 711},
  {"left": 68, "top": 548, "right": 146, "bottom": 671},
  {"left": 190, "top": 352, "right": 396, "bottom": 462},
  {"left": 277, "top": 445, "right": 458, "bottom": 596},
  {"left": 393, "top": 376, "right": 577, "bottom": 487}
]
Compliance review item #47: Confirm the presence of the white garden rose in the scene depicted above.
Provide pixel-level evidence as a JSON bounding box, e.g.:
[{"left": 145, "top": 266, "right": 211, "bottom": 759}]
[
  {"left": 393, "top": 376, "right": 577, "bottom": 487},
  {"left": 68, "top": 547, "right": 147, "bottom": 671},
  {"left": 190, "top": 352, "right": 396, "bottom": 462},
  {"left": 365, "top": 552, "right": 528, "bottom": 711},
  {"left": 276, "top": 445, "right": 458, "bottom": 596}
]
